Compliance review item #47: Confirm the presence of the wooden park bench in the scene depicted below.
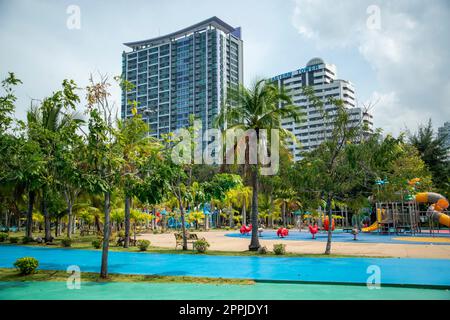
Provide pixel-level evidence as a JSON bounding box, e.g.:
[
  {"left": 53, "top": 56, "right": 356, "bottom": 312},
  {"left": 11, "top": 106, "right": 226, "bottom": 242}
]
[
  {"left": 174, "top": 232, "right": 200, "bottom": 250},
  {"left": 116, "top": 237, "right": 137, "bottom": 247}
]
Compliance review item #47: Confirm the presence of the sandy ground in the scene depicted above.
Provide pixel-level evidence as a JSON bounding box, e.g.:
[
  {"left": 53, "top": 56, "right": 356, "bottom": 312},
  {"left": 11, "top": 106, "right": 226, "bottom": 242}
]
[{"left": 137, "top": 230, "right": 450, "bottom": 259}]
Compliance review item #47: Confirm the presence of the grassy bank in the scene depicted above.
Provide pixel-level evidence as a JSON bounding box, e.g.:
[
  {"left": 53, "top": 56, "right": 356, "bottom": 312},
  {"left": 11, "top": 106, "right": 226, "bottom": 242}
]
[{"left": 0, "top": 267, "right": 254, "bottom": 285}]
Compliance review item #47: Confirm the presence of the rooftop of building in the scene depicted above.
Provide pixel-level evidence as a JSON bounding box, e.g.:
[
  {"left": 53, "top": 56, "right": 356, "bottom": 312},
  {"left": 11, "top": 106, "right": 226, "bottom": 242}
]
[
  {"left": 306, "top": 57, "right": 325, "bottom": 66},
  {"left": 124, "top": 16, "right": 240, "bottom": 49}
]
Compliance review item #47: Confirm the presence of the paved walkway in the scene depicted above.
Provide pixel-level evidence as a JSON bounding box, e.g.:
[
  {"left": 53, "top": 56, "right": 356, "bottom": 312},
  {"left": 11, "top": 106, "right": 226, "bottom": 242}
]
[{"left": 138, "top": 230, "right": 450, "bottom": 259}]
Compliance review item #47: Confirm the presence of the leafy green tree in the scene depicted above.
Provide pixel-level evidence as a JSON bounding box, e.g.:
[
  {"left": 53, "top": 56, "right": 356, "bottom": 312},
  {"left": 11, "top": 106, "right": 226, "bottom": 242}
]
[
  {"left": 85, "top": 75, "right": 123, "bottom": 278},
  {"left": 215, "top": 80, "right": 303, "bottom": 250},
  {"left": 0, "top": 73, "right": 30, "bottom": 232},
  {"left": 116, "top": 112, "right": 156, "bottom": 247},
  {"left": 408, "top": 120, "right": 450, "bottom": 195},
  {"left": 0, "top": 72, "right": 22, "bottom": 133},
  {"left": 290, "top": 86, "right": 367, "bottom": 254}
]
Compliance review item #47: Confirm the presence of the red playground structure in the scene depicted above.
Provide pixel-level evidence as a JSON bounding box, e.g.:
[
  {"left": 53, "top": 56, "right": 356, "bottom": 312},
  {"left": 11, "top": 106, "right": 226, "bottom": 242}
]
[
  {"left": 308, "top": 224, "right": 319, "bottom": 239},
  {"left": 240, "top": 224, "right": 252, "bottom": 235},
  {"left": 323, "top": 216, "right": 335, "bottom": 231},
  {"left": 277, "top": 227, "right": 289, "bottom": 238}
]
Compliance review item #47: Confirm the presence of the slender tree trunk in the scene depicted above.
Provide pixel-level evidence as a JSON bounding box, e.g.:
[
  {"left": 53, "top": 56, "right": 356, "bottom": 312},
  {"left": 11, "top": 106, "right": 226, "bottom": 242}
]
[
  {"left": 152, "top": 207, "right": 156, "bottom": 230},
  {"left": 26, "top": 191, "right": 35, "bottom": 238},
  {"left": 179, "top": 200, "right": 188, "bottom": 251},
  {"left": 124, "top": 195, "right": 131, "bottom": 248},
  {"left": 325, "top": 194, "right": 333, "bottom": 255},
  {"left": 100, "top": 192, "right": 111, "bottom": 278},
  {"left": 66, "top": 201, "right": 73, "bottom": 238},
  {"left": 249, "top": 165, "right": 260, "bottom": 251},
  {"left": 94, "top": 216, "right": 101, "bottom": 232},
  {"left": 242, "top": 198, "right": 246, "bottom": 226},
  {"left": 269, "top": 194, "right": 274, "bottom": 228},
  {"left": 228, "top": 205, "right": 233, "bottom": 227},
  {"left": 55, "top": 217, "right": 60, "bottom": 237},
  {"left": 283, "top": 202, "right": 287, "bottom": 227},
  {"left": 42, "top": 189, "right": 51, "bottom": 242},
  {"left": 217, "top": 209, "right": 221, "bottom": 228}
]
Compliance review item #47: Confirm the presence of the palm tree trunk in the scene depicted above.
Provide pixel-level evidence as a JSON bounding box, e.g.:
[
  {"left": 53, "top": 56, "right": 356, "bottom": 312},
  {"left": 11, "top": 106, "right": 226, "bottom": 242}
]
[
  {"left": 94, "top": 215, "right": 101, "bottom": 232},
  {"left": 249, "top": 165, "right": 260, "bottom": 251},
  {"left": 124, "top": 195, "right": 131, "bottom": 248},
  {"left": 100, "top": 192, "right": 111, "bottom": 278},
  {"left": 179, "top": 200, "right": 188, "bottom": 251},
  {"left": 283, "top": 202, "right": 287, "bottom": 227},
  {"left": 42, "top": 189, "right": 51, "bottom": 242},
  {"left": 26, "top": 190, "right": 35, "bottom": 238},
  {"left": 325, "top": 194, "right": 333, "bottom": 255},
  {"left": 242, "top": 198, "right": 246, "bottom": 226}
]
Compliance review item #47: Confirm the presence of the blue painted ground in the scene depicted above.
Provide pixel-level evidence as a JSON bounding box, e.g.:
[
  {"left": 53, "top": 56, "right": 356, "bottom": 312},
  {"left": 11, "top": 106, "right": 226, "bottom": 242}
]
[
  {"left": 1, "top": 245, "right": 450, "bottom": 287},
  {"left": 227, "top": 230, "right": 450, "bottom": 245}
]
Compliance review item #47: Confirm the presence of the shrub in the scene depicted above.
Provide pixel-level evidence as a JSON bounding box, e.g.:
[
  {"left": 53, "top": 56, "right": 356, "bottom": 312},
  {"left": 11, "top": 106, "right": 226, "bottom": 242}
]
[
  {"left": 224, "top": 226, "right": 231, "bottom": 231},
  {"left": 92, "top": 238, "right": 102, "bottom": 249},
  {"left": 273, "top": 244, "right": 286, "bottom": 255},
  {"left": 257, "top": 246, "right": 268, "bottom": 255},
  {"left": 0, "top": 232, "right": 8, "bottom": 242},
  {"left": 118, "top": 231, "right": 125, "bottom": 238},
  {"left": 193, "top": 239, "right": 210, "bottom": 253},
  {"left": 9, "top": 237, "right": 19, "bottom": 244},
  {"left": 22, "top": 236, "right": 34, "bottom": 244},
  {"left": 152, "top": 230, "right": 159, "bottom": 234},
  {"left": 14, "top": 257, "right": 39, "bottom": 275},
  {"left": 61, "top": 237, "right": 72, "bottom": 247},
  {"left": 137, "top": 240, "right": 150, "bottom": 251}
]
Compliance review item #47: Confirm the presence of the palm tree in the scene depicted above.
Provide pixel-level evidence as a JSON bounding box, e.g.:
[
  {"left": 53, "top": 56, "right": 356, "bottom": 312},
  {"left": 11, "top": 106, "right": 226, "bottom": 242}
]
[
  {"left": 275, "top": 188, "right": 300, "bottom": 227},
  {"left": 215, "top": 80, "right": 303, "bottom": 250},
  {"left": 116, "top": 114, "right": 154, "bottom": 248},
  {"left": 26, "top": 80, "right": 82, "bottom": 241},
  {"left": 231, "top": 185, "right": 252, "bottom": 226}
]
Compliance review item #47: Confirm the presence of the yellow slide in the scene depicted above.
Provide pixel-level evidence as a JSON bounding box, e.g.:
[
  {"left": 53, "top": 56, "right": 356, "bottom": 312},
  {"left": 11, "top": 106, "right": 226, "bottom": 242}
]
[
  {"left": 415, "top": 192, "right": 450, "bottom": 227},
  {"left": 362, "top": 208, "right": 384, "bottom": 232},
  {"left": 362, "top": 221, "right": 378, "bottom": 232}
]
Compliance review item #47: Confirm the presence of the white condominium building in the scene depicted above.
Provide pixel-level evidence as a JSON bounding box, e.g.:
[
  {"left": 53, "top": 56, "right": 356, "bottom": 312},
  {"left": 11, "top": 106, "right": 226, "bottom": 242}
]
[{"left": 270, "top": 57, "right": 373, "bottom": 161}]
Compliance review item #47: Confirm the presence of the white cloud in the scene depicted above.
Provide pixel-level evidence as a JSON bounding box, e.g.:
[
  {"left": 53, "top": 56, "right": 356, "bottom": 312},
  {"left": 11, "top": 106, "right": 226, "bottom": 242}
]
[
  {"left": 291, "top": 0, "right": 450, "bottom": 135},
  {"left": 367, "top": 91, "right": 427, "bottom": 136}
]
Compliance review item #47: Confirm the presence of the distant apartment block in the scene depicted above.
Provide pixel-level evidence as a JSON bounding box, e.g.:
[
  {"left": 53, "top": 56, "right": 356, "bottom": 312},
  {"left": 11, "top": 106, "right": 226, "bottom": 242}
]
[
  {"left": 438, "top": 121, "right": 450, "bottom": 159},
  {"left": 270, "top": 58, "right": 373, "bottom": 160},
  {"left": 121, "top": 17, "right": 243, "bottom": 138}
]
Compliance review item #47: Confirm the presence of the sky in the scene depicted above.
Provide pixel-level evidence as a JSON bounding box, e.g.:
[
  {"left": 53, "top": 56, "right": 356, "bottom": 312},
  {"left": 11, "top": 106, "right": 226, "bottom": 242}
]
[{"left": 0, "top": 0, "right": 449, "bottom": 136}]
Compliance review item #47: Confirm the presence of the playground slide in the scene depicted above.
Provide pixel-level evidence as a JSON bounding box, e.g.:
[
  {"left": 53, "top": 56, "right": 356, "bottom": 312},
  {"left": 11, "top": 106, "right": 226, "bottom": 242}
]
[
  {"left": 362, "top": 221, "right": 378, "bottom": 232},
  {"left": 415, "top": 192, "right": 450, "bottom": 227}
]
